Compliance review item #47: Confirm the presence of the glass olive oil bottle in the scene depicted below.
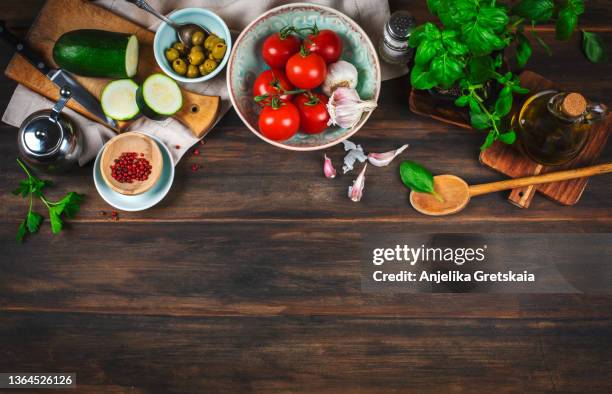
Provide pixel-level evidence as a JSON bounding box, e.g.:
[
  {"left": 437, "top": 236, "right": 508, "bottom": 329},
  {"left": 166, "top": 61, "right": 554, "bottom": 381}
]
[{"left": 515, "top": 91, "right": 608, "bottom": 166}]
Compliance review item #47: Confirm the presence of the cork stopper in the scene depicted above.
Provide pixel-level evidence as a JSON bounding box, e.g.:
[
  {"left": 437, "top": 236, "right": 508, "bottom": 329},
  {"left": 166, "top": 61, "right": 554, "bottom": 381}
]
[{"left": 561, "top": 93, "right": 587, "bottom": 117}]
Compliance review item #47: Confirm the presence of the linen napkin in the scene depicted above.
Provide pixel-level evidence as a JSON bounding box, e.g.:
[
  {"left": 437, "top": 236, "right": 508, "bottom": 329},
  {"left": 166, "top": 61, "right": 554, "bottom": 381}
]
[{"left": 2, "top": 0, "right": 408, "bottom": 165}]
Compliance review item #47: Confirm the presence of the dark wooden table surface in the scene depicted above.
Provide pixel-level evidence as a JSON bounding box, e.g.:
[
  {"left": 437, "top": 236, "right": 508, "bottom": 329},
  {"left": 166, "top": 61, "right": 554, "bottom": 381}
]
[{"left": 1, "top": 1, "right": 611, "bottom": 392}]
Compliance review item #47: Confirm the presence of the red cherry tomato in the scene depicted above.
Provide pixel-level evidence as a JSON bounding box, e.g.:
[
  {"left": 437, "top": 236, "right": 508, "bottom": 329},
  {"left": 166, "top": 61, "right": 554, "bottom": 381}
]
[
  {"left": 305, "top": 29, "right": 343, "bottom": 64},
  {"left": 294, "top": 93, "right": 330, "bottom": 134},
  {"left": 285, "top": 50, "right": 327, "bottom": 89},
  {"left": 258, "top": 102, "right": 300, "bottom": 141},
  {"left": 262, "top": 33, "right": 301, "bottom": 69},
  {"left": 253, "top": 69, "right": 295, "bottom": 106}
]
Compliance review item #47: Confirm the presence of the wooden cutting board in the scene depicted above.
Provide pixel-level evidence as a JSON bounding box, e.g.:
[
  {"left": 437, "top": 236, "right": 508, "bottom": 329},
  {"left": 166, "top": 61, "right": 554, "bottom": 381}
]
[
  {"left": 409, "top": 70, "right": 611, "bottom": 207},
  {"left": 4, "top": 0, "right": 220, "bottom": 138}
]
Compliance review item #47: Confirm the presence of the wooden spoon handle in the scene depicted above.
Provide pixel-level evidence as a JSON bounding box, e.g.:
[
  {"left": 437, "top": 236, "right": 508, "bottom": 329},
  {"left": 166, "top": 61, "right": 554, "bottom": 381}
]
[{"left": 469, "top": 163, "right": 612, "bottom": 197}]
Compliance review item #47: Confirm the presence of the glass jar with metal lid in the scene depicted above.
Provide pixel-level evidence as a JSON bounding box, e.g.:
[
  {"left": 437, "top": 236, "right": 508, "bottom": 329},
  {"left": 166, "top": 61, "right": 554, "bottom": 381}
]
[{"left": 379, "top": 10, "right": 416, "bottom": 65}]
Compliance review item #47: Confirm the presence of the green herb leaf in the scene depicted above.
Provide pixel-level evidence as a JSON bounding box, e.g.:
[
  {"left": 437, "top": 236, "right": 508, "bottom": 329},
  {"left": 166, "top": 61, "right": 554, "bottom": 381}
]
[
  {"left": 438, "top": 0, "right": 478, "bottom": 29},
  {"left": 512, "top": 0, "right": 554, "bottom": 22},
  {"left": 478, "top": 6, "right": 509, "bottom": 32},
  {"left": 480, "top": 131, "right": 497, "bottom": 151},
  {"left": 26, "top": 211, "right": 43, "bottom": 233},
  {"left": 414, "top": 39, "right": 441, "bottom": 66},
  {"left": 424, "top": 23, "right": 441, "bottom": 41},
  {"left": 582, "top": 31, "right": 607, "bottom": 64},
  {"left": 494, "top": 86, "right": 513, "bottom": 117},
  {"left": 16, "top": 220, "right": 27, "bottom": 242},
  {"left": 454, "top": 95, "right": 469, "bottom": 107},
  {"left": 13, "top": 180, "right": 31, "bottom": 197},
  {"left": 426, "top": 0, "right": 441, "bottom": 14},
  {"left": 430, "top": 53, "right": 464, "bottom": 88},
  {"left": 49, "top": 205, "right": 64, "bottom": 234},
  {"left": 568, "top": 0, "right": 585, "bottom": 16},
  {"left": 399, "top": 161, "right": 443, "bottom": 202},
  {"left": 470, "top": 113, "right": 491, "bottom": 130},
  {"left": 512, "top": 84, "right": 530, "bottom": 94},
  {"left": 442, "top": 30, "right": 469, "bottom": 56},
  {"left": 498, "top": 130, "right": 517, "bottom": 145},
  {"left": 556, "top": 6, "right": 578, "bottom": 41},
  {"left": 516, "top": 32, "right": 532, "bottom": 68},
  {"left": 410, "top": 65, "right": 436, "bottom": 90},
  {"left": 408, "top": 25, "right": 426, "bottom": 48}
]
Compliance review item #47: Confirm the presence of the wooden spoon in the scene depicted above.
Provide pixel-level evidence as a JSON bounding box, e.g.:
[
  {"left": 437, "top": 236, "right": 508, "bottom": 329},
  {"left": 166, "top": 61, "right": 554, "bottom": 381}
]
[
  {"left": 100, "top": 132, "right": 163, "bottom": 196},
  {"left": 410, "top": 163, "right": 612, "bottom": 216}
]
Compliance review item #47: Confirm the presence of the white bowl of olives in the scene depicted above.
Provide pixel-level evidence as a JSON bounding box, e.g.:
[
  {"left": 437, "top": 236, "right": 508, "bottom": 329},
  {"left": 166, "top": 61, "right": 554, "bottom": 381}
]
[{"left": 153, "top": 8, "right": 231, "bottom": 83}]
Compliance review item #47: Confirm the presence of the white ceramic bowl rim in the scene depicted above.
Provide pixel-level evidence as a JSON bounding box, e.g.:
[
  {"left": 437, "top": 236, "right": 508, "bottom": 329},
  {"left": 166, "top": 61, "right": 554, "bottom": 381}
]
[
  {"left": 93, "top": 132, "right": 175, "bottom": 212},
  {"left": 227, "top": 2, "right": 382, "bottom": 151},
  {"left": 154, "top": 7, "right": 232, "bottom": 83}
]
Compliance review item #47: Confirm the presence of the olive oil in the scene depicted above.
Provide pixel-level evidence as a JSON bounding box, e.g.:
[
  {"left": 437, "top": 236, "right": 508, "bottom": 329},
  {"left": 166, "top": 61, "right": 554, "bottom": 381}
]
[{"left": 516, "top": 90, "right": 593, "bottom": 166}]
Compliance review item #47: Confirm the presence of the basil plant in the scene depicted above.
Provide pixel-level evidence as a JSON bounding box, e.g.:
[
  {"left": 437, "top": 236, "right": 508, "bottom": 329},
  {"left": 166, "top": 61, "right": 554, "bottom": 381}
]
[{"left": 410, "top": 0, "right": 607, "bottom": 150}]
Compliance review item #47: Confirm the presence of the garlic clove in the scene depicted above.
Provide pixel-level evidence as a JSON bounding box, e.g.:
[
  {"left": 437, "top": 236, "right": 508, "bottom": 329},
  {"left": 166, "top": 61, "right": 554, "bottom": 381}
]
[
  {"left": 327, "top": 88, "right": 377, "bottom": 129},
  {"left": 368, "top": 144, "right": 410, "bottom": 167},
  {"left": 348, "top": 163, "right": 368, "bottom": 202},
  {"left": 322, "top": 60, "right": 359, "bottom": 96},
  {"left": 323, "top": 154, "right": 336, "bottom": 179}
]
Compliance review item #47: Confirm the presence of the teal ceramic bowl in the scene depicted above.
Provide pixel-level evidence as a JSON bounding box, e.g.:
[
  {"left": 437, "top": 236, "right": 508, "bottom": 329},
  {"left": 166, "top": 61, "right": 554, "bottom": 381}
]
[
  {"left": 93, "top": 133, "right": 174, "bottom": 212},
  {"left": 227, "top": 3, "right": 381, "bottom": 151},
  {"left": 154, "top": 8, "right": 231, "bottom": 83}
]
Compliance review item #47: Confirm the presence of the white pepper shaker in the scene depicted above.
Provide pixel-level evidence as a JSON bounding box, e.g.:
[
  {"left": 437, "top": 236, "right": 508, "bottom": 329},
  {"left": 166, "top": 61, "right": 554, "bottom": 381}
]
[{"left": 379, "top": 11, "right": 416, "bottom": 66}]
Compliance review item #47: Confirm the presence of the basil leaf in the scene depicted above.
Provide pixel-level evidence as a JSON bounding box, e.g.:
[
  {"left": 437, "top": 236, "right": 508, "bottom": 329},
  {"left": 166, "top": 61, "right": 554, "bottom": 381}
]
[
  {"left": 569, "top": 0, "right": 585, "bottom": 15},
  {"left": 495, "top": 87, "right": 513, "bottom": 117},
  {"left": 455, "top": 95, "right": 469, "bottom": 107},
  {"left": 470, "top": 113, "right": 491, "bottom": 130},
  {"left": 399, "top": 161, "right": 435, "bottom": 194},
  {"left": 516, "top": 32, "right": 532, "bottom": 68},
  {"left": 498, "top": 130, "right": 517, "bottom": 145},
  {"left": 410, "top": 65, "right": 436, "bottom": 90},
  {"left": 427, "top": 0, "right": 441, "bottom": 14},
  {"left": 480, "top": 131, "right": 497, "bottom": 151},
  {"left": 468, "top": 97, "right": 482, "bottom": 115},
  {"left": 478, "top": 6, "right": 509, "bottom": 33},
  {"left": 438, "top": 0, "right": 478, "bottom": 29},
  {"left": 443, "top": 33, "right": 469, "bottom": 56},
  {"left": 408, "top": 25, "right": 426, "bottom": 48},
  {"left": 512, "top": 85, "right": 530, "bottom": 94},
  {"left": 414, "top": 39, "right": 440, "bottom": 66},
  {"left": 424, "top": 23, "right": 441, "bottom": 41},
  {"left": 556, "top": 6, "right": 578, "bottom": 41},
  {"left": 582, "top": 31, "right": 608, "bottom": 64},
  {"left": 512, "top": 0, "right": 554, "bottom": 22},
  {"left": 430, "top": 53, "right": 464, "bottom": 88},
  {"left": 462, "top": 19, "right": 505, "bottom": 56}
]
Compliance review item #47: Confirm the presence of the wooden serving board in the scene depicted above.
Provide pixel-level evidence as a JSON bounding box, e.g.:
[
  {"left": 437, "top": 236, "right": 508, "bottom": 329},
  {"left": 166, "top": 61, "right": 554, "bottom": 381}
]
[
  {"left": 4, "top": 0, "right": 220, "bottom": 138},
  {"left": 409, "top": 70, "right": 611, "bottom": 208}
]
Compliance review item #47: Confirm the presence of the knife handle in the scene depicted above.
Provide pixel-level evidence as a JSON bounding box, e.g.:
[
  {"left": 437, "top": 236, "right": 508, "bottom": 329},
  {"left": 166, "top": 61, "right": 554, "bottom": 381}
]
[{"left": 0, "top": 20, "right": 52, "bottom": 75}]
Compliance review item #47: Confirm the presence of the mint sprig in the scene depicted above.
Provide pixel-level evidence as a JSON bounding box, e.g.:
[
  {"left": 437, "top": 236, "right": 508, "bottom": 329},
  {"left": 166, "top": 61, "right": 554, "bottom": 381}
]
[{"left": 13, "top": 158, "right": 83, "bottom": 242}]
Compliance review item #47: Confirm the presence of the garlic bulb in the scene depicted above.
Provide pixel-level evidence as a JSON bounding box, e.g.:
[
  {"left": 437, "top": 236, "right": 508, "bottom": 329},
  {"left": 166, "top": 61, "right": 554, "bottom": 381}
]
[
  {"left": 322, "top": 60, "right": 358, "bottom": 96},
  {"left": 327, "top": 87, "right": 377, "bottom": 129}
]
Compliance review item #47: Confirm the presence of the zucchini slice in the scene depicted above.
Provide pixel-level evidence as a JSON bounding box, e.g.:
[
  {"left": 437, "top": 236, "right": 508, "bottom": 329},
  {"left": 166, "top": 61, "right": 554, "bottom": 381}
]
[
  {"left": 136, "top": 73, "right": 183, "bottom": 120},
  {"left": 53, "top": 29, "right": 139, "bottom": 78},
  {"left": 101, "top": 79, "right": 140, "bottom": 121}
]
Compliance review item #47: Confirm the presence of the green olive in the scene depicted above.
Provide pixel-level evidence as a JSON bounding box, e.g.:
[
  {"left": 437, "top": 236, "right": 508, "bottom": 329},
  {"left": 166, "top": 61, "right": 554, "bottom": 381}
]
[
  {"left": 186, "top": 64, "right": 199, "bottom": 78},
  {"left": 191, "top": 31, "right": 206, "bottom": 46},
  {"left": 190, "top": 45, "right": 204, "bottom": 53},
  {"left": 204, "top": 34, "right": 222, "bottom": 51},
  {"left": 211, "top": 43, "right": 227, "bottom": 61},
  {"left": 188, "top": 51, "right": 205, "bottom": 66},
  {"left": 172, "top": 42, "right": 187, "bottom": 54},
  {"left": 165, "top": 48, "right": 180, "bottom": 62},
  {"left": 172, "top": 58, "right": 187, "bottom": 75},
  {"left": 201, "top": 59, "right": 218, "bottom": 74}
]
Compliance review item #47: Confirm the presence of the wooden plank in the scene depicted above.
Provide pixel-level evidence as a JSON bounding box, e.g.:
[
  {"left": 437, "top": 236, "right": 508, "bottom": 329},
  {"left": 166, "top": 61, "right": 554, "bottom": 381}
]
[
  {"left": 1, "top": 222, "right": 611, "bottom": 318},
  {"left": 0, "top": 311, "right": 610, "bottom": 392}
]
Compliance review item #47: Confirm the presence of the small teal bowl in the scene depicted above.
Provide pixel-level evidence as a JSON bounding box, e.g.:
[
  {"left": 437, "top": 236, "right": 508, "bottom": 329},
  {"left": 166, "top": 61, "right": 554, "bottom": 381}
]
[
  {"left": 227, "top": 3, "right": 381, "bottom": 151},
  {"left": 154, "top": 8, "right": 231, "bottom": 83}
]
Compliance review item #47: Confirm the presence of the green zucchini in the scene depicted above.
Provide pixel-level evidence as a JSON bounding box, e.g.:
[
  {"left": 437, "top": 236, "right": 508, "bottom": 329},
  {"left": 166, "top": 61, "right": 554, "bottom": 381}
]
[
  {"left": 101, "top": 79, "right": 140, "bottom": 121},
  {"left": 53, "top": 29, "right": 139, "bottom": 78},
  {"left": 136, "top": 74, "right": 183, "bottom": 120}
]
